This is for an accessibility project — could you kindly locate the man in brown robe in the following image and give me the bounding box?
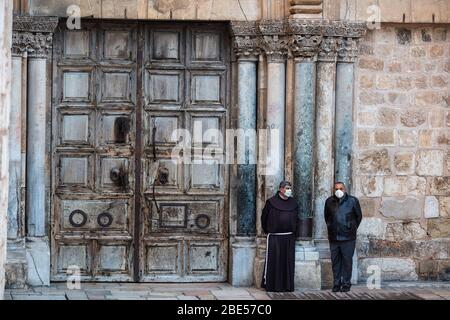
[261,181,300,292]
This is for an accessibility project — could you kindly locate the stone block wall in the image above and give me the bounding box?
[354,25,450,282]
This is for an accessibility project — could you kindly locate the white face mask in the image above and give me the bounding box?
[335,189,345,199]
[284,189,293,198]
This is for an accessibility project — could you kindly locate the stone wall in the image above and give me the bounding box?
[0,0,13,299]
[354,25,450,282]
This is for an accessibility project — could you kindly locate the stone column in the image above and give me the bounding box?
[334,24,366,192]
[334,23,367,285]
[288,19,323,290]
[8,47,22,240]
[259,20,288,197]
[314,35,339,242]
[12,15,58,287]
[229,21,259,286]
[313,26,342,289]
[0,0,13,300]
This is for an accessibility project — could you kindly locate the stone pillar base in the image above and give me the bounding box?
[5,239,28,289]
[230,236,256,287]
[26,237,50,286]
[294,241,321,290]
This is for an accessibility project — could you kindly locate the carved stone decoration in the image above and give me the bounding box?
[258,20,288,62]
[317,36,339,62]
[12,15,59,58]
[337,37,359,63]
[287,20,323,61]
[13,15,59,33]
[230,21,260,60]
[344,21,368,39]
[12,31,54,57]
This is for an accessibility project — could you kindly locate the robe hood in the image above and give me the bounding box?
[268,192,299,211]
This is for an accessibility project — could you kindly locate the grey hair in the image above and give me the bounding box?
[279,181,292,189]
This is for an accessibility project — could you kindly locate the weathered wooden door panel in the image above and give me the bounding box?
[52,22,137,281]
[52,21,229,282]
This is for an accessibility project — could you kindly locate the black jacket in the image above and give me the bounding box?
[324,193,362,242]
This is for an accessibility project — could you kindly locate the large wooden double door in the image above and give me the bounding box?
[51,21,229,282]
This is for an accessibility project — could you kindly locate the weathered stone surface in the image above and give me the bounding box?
[383,176,410,196]
[376,108,397,126]
[376,74,395,90]
[387,62,401,73]
[428,218,450,238]
[424,196,440,218]
[358,149,391,175]
[415,91,446,107]
[320,260,333,289]
[358,258,418,281]
[367,239,415,257]
[387,92,409,105]
[439,197,450,217]
[358,130,371,147]
[416,150,444,176]
[418,129,433,147]
[358,57,384,70]
[358,197,381,217]
[430,45,445,58]
[359,176,383,197]
[380,197,424,220]
[394,152,415,175]
[385,222,427,241]
[396,28,412,45]
[418,260,438,280]
[374,129,395,146]
[414,240,449,260]
[407,176,427,196]
[400,111,426,127]
[438,260,450,281]
[398,130,418,146]
[359,91,385,105]
[357,218,387,240]
[429,177,450,196]
[26,237,50,286]
[431,74,448,88]
[411,46,427,57]
[230,238,256,286]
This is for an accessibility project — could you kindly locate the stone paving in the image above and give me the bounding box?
[3,282,450,300]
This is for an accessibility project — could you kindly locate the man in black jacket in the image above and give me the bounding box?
[324,181,362,293]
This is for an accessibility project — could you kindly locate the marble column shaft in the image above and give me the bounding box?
[293,59,316,218]
[8,55,22,239]
[26,57,47,237]
[236,59,258,236]
[314,38,338,240]
[335,44,357,190]
[265,60,286,196]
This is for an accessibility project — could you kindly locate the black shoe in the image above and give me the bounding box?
[332,286,341,292]
[341,285,351,292]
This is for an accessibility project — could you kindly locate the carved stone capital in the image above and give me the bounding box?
[12,15,59,58]
[317,36,339,62]
[258,20,288,62]
[337,37,359,63]
[287,19,324,61]
[230,21,260,61]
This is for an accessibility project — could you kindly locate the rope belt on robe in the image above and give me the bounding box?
[263,232,293,285]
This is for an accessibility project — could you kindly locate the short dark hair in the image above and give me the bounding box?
[334,181,346,187]
[279,181,292,189]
